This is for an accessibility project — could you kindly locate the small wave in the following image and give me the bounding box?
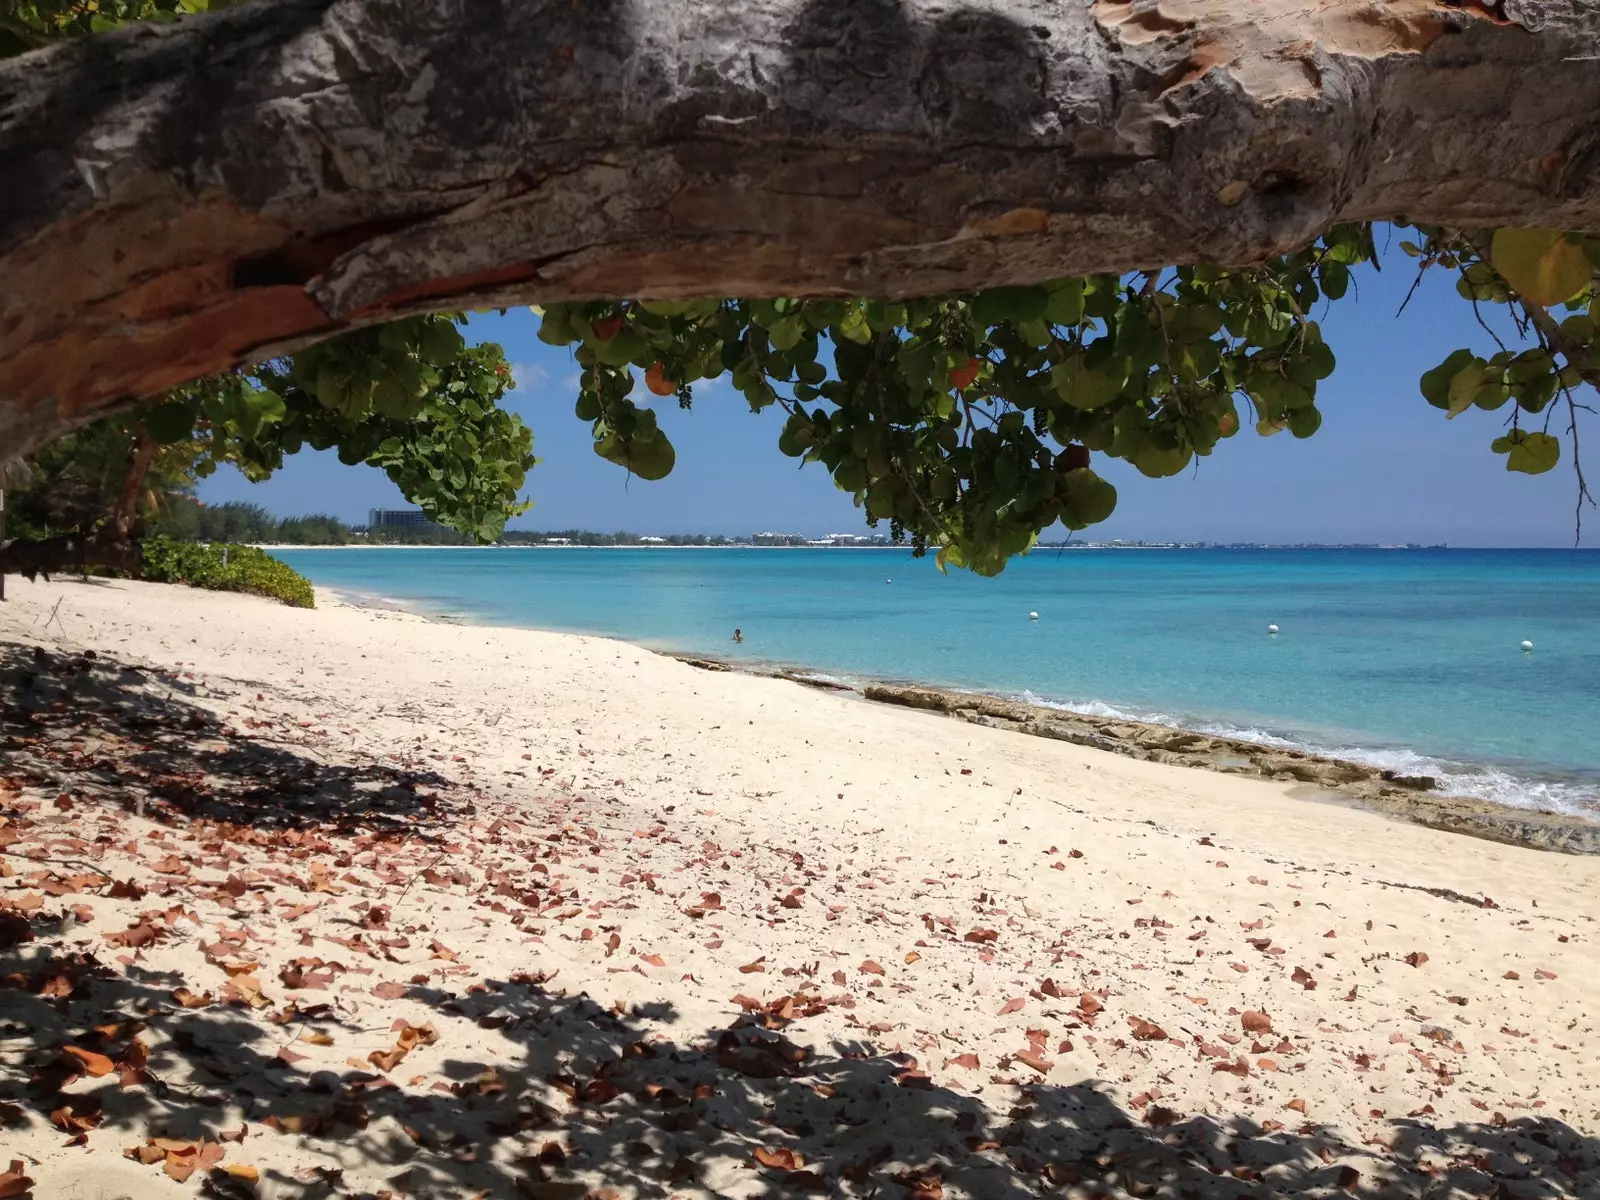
[1011,690,1599,817]
[793,670,853,686]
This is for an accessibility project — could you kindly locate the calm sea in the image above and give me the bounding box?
[274,547,1600,816]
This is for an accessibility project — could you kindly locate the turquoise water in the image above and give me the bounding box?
[275,547,1600,815]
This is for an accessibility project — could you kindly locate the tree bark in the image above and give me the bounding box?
[0,531,143,580]
[111,426,157,541]
[2,0,1599,460]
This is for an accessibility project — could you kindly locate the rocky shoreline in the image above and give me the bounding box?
[672,654,1600,856]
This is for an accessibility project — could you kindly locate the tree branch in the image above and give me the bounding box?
[4,0,1600,458]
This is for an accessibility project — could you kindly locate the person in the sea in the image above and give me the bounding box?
[732,628,743,643]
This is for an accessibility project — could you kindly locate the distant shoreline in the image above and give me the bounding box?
[249,542,1528,552]
[252,543,908,551]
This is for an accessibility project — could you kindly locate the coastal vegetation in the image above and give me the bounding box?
[139,536,314,609]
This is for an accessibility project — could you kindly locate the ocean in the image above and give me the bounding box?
[273,546,1600,816]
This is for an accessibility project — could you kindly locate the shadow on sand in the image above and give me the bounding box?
[3,638,1597,1198]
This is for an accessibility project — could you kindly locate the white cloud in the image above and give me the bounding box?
[508,361,550,393]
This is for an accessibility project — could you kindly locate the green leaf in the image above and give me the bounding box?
[1490,228,1591,307]
[1130,444,1192,478]
[1051,357,1122,410]
[1445,360,1508,417]
[767,316,804,352]
[143,400,196,445]
[1493,430,1561,475]
[972,286,1049,327]
[1043,278,1085,325]
[1286,405,1322,439]
[1058,467,1117,529]
[1420,348,1478,411]
[778,412,814,457]
[594,429,676,480]
[1319,260,1349,300]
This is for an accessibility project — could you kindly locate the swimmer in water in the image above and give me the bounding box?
[732,628,743,643]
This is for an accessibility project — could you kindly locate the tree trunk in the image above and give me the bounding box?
[111,426,157,542]
[2,0,1599,460]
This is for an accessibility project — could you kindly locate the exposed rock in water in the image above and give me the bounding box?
[1383,771,1439,791]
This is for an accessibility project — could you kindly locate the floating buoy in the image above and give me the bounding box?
[1029,611,1039,621]
[1521,640,1534,653]
[1268,623,1280,635]
[885,578,892,584]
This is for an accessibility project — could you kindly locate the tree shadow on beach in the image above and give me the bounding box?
[3,946,1597,1199]
[0,641,461,833]
[2,636,1598,1198]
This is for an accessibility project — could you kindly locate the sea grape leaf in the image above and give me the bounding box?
[1490,229,1591,307]
[1491,430,1561,475]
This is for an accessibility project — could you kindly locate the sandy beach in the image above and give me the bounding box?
[2,576,1597,1199]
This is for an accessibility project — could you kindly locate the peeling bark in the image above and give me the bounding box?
[2,0,1599,459]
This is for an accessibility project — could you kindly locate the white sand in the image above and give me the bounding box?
[1,576,1596,1199]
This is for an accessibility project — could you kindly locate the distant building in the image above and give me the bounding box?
[638,535,666,544]
[368,508,435,529]
[751,531,809,546]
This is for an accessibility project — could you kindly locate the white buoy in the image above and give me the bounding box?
[1268,623,1280,635]
[1029,611,1039,621]
[885,578,892,584]
[1521,640,1534,653]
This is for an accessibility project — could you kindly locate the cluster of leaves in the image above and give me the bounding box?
[1402,227,1600,502]
[139,536,314,608]
[536,220,1598,572]
[139,316,536,542]
[537,226,1371,574]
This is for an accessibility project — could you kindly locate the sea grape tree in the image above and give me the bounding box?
[538,224,1599,573]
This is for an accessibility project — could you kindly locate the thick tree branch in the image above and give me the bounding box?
[0,531,142,580]
[3,0,1600,459]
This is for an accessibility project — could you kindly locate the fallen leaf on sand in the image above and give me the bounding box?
[998,997,1025,1015]
[50,1100,102,1133]
[945,1053,980,1070]
[63,1046,115,1077]
[1015,1049,1052,1074]
[1078,993,1103,1016]
[754,1147,802,1170]
[0,1161,34,1199]
[1242,1010,1273,1033]
[1128,1016,1167,1040]
[1404,951,1429,968]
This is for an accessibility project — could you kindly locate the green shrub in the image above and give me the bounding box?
[140,537,315,609]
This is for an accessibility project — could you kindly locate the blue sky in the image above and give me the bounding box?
[200,245,1592,546]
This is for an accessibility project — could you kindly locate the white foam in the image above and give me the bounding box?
[1010,690,1599,817]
